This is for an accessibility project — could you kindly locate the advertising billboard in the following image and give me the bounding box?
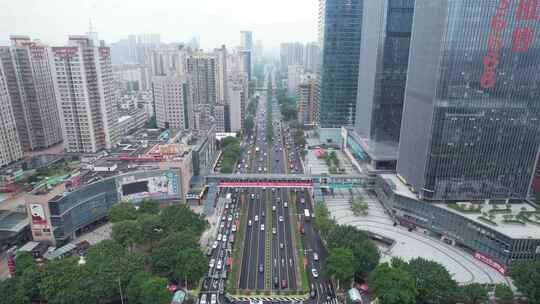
[117,171,180,202]
[30,204,49,229]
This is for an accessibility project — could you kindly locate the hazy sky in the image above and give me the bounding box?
[0,0,318,56]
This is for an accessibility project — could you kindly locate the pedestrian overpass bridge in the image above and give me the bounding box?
[205,173,374,190]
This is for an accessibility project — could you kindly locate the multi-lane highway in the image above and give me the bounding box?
[201,66,337,304]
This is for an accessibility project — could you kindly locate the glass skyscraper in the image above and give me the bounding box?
[318,0,363,127]
[354,0,414,160]
[397,0,540,201]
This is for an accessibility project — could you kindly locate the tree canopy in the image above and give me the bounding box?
[109,202,138,223]
[323,247,355,290]
[150,230,200,275]
[175,248,208,287]
[367,263,417,304]
[509,260,540,304]
[407,258,458,304]
[139,276,171,304]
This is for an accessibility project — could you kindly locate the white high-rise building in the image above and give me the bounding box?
[227,75,247,133]
[287,65,304,95]
[0,63,23,167]
[240,31,253,51]
[0,36,62,151]
[153,75,192,130]
[215,45,228,105]
[51,35,118,153]
[186,52,218,130]
[280,42,304,73]
[304,42,321,73]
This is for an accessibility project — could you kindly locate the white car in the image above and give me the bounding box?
[211,294,217,304]
[311,268,319,278]
[200,294,207,304]
[222,235,227,243]
[216,260,223,270]
[272,227,277,234]
[313,253,319,261]
[272,206,276,211]
[261,224,265,231]
[232,225,237,232]
[279,216,284,222]
[248,220,252,226]
[255,215,259,222]
[284,202,288,208]
[217,234,222,241]
[212,241,218,249]
[209,259,215,268]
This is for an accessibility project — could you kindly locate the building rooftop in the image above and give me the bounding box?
[380,173,540,239]
[348,130,398,161]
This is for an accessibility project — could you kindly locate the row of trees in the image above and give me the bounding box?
[0,200,209,304]
[266,78,274,141]
[219,136,242,173]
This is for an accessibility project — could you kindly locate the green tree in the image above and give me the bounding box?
[0,277,29,304]
[138,214,165,247]
[138,199,160,215]
[326,225,380,275]
[14,252,35,276]
[323,247,355,290]
[494,284,513,302]
[84,240,145,301]
[39,258,94,304]
[139,277,171,304]
[313,201,336,240]
[112,220,142,250]
[244,115,254,134]
[368,263,417,304]
[151,230,200,275]
[160,204,208,236]
[458,283,488,304]
[127,271,152,304]
[508,260,540,304]
[407,258,458,304]
[109,202,138,223]
[175,248,208,287]
[15,265,42,303]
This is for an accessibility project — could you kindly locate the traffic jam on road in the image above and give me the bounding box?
[200,69,337,304]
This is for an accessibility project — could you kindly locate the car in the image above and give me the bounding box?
[272,206,276,211]
[279,216,284,222]
[259,264,264,273]
[222,235,227,243]
[284,202,288,208]
[280,243,284,249]
[212,241,218,249]
[232,225,237,232]
[216,260,223,270]
[310,284,316,298]
[274,277,279,287]
[281,258,285,266]
[220,222,224,229]
[254,215,259,222]
[314,252,319,261]
[264,167,267,172]
[272,227,277,234]
[262,211,265,217]
[251,193,255,199]
[210,294,217,304]
[209,259,215,268]
[311,268,319,278]
[261,224,265,231]
[217,234,222,241]
[228,215,233,222]
[200,294,207,304]
[281,280,288,289]
[248,220,252,226]
[300,198,305,204]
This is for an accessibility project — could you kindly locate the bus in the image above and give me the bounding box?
[304,209,310,221]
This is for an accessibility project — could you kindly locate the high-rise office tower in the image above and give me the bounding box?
[354,0,414,168]
[397,0,540,201]
[297,74,320,126]
[240,31,253,51]
[254,40,263,61]
[240,50,252,82]
[0,36,63,151]
[280,42,304,73]
[153,75,191,130]
[151,47,181,77]
[51,35,118,153]
[318,0,363,127]
[0,63,23,167]
[304,42,321,73]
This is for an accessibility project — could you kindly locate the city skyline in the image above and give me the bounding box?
[0,0,318,55]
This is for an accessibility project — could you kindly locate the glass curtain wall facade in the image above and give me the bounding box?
[397,0,540,201]
[319,0,363,127]
[355,0,414,145]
